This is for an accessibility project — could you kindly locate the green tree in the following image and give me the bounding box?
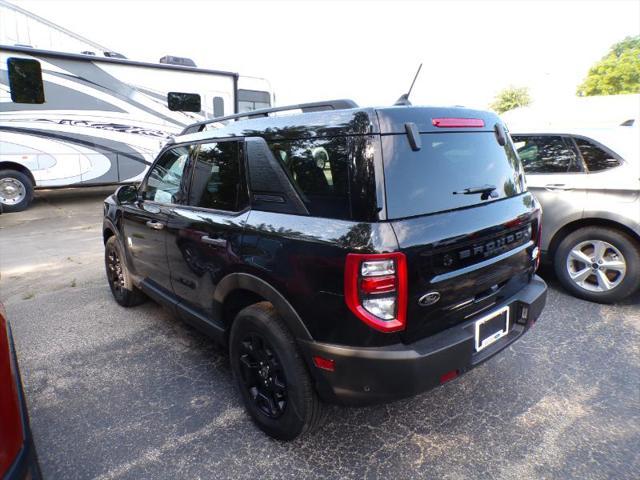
[489,86,532,114]
[577,36,640,96]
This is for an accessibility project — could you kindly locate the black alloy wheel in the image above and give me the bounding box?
[106,245,125,297]
[238,333,288,419]
[230,302,325,440]
[104,236,146,307]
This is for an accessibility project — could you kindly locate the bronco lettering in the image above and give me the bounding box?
[457,226,531,263]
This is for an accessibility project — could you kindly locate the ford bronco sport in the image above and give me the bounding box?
[103,99,547,440]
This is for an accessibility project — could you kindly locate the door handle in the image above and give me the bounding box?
[201,235,227,247]
[544,184,573,192]
[145,220,165,230]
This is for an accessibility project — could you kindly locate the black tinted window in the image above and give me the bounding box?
[8,58,45,104]
[512,135,580,174]
[383,132,526,219]
[575,138,621,171]
[268,137,350,219]
[142,147,190,203]
[168,92,201,112]
[188,142,245,211]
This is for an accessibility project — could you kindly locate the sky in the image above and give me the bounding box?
[10,0,640,109]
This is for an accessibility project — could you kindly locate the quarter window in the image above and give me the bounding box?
[142,146,190,203]
[574,138,621,171]
[188,142,245,211]
[7,58,45,104]
[512,135,581,174]
[267,137,350,219]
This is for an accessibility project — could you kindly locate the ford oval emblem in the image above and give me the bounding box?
[418,292,441,307]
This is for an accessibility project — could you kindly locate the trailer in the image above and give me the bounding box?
[0,45,271,211]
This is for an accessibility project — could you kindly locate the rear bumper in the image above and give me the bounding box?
[299,275,547,406]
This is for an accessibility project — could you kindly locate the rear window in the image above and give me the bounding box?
[382,132,525,219]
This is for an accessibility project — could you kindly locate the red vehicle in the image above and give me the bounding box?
[0,303,40,479]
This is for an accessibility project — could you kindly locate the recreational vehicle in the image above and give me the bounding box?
[0,45,271,211]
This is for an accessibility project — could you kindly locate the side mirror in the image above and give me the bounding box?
[115,184,139,205]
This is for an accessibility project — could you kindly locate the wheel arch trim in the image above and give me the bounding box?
[102,218,118,244]
[214,273,313,341]
[548,216,640,258]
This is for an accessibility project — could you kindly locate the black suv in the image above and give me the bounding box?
[103,100,547,440]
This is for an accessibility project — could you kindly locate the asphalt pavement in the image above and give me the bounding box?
[0,188,638,480]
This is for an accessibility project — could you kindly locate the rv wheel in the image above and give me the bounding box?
[0,170,34,212]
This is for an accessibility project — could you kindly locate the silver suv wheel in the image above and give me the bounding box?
[0,177,27,206]
[566,239,626,292]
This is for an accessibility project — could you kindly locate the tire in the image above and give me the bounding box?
[105,236,147,307]
[0,169,34,213]
[554,226,640,303]
[230,302,325,440]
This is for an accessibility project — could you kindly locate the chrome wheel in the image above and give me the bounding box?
[566,240,626,292]
[0,177,26,206]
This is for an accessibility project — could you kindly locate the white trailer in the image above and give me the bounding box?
[0,45,270,211]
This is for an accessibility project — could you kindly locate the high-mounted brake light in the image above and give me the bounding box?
[344,252,407,333]
[432,118,485,128]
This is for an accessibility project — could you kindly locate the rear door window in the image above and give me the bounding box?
[512,135,581,174]
[188,141,247,212]
[574,137,621,171]
[267,137,350,219]
[383,132,526,219]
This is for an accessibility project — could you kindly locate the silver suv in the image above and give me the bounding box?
[511,127,639,303]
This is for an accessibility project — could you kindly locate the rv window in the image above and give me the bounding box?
[238,89,271,113]
[239,101,271,113]
[213,97,224,118]
[7,58,45,104]
[167,92,201,112]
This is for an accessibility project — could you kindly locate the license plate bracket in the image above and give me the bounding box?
[474,306,510,352]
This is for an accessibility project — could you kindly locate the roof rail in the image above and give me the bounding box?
[180,99,359,135]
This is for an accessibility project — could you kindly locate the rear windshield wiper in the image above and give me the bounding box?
[453,184,498,200]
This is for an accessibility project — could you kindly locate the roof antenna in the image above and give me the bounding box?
[394,63,423,106]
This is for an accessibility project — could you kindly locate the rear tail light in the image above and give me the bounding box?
[344,253,407,332]
[432,118,485,128]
